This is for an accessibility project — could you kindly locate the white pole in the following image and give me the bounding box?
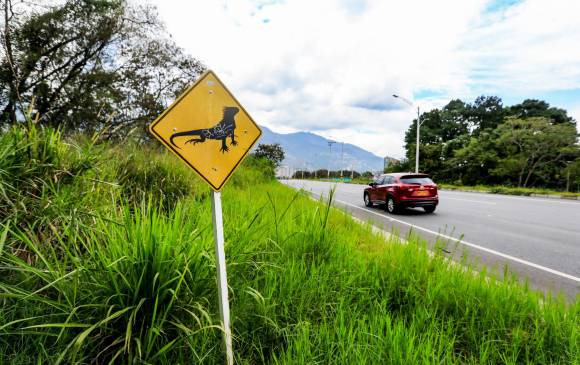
[211,191,233,365]
[415,106,420,173]
[340,142,344,179]
[327,143,332,179]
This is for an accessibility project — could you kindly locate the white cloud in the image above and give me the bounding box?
[149,0,580,158]
[463,0,580,94]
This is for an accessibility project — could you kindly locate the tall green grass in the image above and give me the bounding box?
[0,125,578,364]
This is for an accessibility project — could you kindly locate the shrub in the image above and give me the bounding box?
[0,125,99,245]
[228,155,275,189]
[0,203,219,364]
[114,145,206,210]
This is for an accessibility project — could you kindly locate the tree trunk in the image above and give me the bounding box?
[517,159,529,188]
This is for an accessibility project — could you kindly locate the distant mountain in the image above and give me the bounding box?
[257,126,384,173]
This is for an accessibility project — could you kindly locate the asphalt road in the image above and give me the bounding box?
[282,180,580,300]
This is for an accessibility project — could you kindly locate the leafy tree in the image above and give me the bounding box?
[508,99,574,126]
[492,117,578,187]
[440,99,470,139]
[0,0,204,138]
[253,143,285,167]
[401,95,579,188]
[563,158,580,192]
[404,100,469,148]
[469,95,505,132]
[384,159,411,173]
[450,132,499,185]
[404,99,470,176]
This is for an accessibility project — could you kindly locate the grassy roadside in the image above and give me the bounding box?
[438,183,580,198]
[0,126,578,364]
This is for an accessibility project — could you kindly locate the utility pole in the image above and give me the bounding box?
[415,106,420,173]
[328,141,336,179]
[340,142,344,179]
[393,94,422,173]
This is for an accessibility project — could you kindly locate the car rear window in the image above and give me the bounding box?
[400,176,434,185]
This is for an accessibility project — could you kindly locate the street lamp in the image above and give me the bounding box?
[327,141,336,179]
[340,142,344,179]
[393,94,422,173]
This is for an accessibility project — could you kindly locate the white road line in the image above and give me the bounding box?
[445,197,497,205]
[436,190,580,206]
[308,191,580,283]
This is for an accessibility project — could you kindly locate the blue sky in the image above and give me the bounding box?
[152,0,580,158]
[484,0,522,13]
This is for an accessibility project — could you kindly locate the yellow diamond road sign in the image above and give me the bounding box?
[149,70,262,191]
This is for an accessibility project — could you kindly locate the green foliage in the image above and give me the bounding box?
[293,169,361,179]
[403,96,579,189]
[439,183,580,197]
[0,203,217,364]
[508,99,573,125]
[384,159,411,173]
[470,95,506,131]
[0,0,204,138]
[253,143,285,168]
[229,155,276,188]
[0,127,578,364]
[451,133,499,185]
[563,159,580,192]
[0,125,99,238]
[492,117,578,187]
[114,145,207,210]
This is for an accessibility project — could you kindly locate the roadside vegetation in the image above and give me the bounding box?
[438,183,580,198]
[0,2,578,364]
[0,125,578,364]
[392,98,580,191]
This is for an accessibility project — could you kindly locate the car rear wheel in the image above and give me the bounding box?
[423,205,436,213]
[386,196,398,214]
[364,193,373,207]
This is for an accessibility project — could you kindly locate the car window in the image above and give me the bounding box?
[385,176,394,184]
[400,176,434,185]
[375,176,385,185]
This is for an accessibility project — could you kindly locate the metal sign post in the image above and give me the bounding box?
[148,70,262,364]
[211,191,233,365]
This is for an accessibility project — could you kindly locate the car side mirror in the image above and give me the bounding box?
[369,182,375,187]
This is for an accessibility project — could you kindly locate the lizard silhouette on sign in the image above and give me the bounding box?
[170,106,239,153]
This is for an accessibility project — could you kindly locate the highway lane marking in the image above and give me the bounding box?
[301,188,580,284]
[444,197,497,205]
[432,190,580,206]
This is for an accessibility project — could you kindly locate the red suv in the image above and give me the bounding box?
[363,173,439,214]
